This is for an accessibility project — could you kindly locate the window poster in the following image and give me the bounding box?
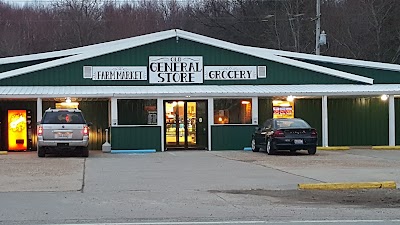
[272,100,294,119]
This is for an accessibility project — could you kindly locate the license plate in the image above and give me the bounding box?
[294,139,303,144]
[56,133,72,138]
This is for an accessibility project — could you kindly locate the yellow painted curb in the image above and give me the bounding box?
[317,146,350,150]
[372,146,400,150]
[298,181,396,190]
[0,151,8,155]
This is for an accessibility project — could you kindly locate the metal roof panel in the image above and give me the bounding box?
[0,84,399,98]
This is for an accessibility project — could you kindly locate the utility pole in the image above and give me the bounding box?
[315,0,321,55]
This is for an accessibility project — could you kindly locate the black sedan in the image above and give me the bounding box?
[251,118,318,155]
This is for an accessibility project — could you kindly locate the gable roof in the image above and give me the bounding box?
[0,29,373,84]
[0,30,177,65]
[245,47,400,72]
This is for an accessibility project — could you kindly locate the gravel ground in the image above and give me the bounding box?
[210,189,400,208]
[209,150,400,209]
[211,150,400,169]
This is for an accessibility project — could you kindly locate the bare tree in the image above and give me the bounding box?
[50,0,104,47]
[0,0,399,64]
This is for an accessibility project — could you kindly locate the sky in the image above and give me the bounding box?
[3,0,50,6]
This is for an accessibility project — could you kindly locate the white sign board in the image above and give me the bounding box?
[204,66,257,80]
[92,66,147,81]
[149,56,203,84]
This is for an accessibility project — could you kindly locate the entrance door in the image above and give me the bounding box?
[164,100,208,150]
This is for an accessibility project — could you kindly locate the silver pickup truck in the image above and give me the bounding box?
[37,108,90,157]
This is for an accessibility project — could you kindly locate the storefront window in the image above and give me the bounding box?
[118,99,157,125]
[214,99,252,124]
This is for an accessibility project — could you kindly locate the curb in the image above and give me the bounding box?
[372,146,400,150]
[298,181,397,190]
[317,146,350,151]
[0,151,7,155]
[111,149,156,154]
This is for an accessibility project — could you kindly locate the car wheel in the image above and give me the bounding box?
[266,139,275,155]
[308,146,317,155]
[81,147,89,157]
[38,147,45,158]
[251,138,259,152]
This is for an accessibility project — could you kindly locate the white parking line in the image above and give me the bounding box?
[291,220,400,223]
[45,219,400,225]
[47,222,266,225]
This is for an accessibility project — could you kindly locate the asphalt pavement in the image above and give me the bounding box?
[0,149,399,225]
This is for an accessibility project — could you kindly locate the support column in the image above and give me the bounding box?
[389,95,395,146]
[36,98,42,123]
[111,98,118,126]
[208,98,214,151]
[322,96,329,147]
[252,97,258,125]
[157,98,164,151]
[36,98,42,150]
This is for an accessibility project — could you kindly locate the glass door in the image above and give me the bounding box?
[164,100,208,150]
[165,101,185,148]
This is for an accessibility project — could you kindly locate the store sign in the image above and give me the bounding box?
[149,56,203,84]
[91,66,147,80]
[204,66,257,80]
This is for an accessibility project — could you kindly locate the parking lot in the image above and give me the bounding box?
[1,149,400,224]
[1,149,400,192]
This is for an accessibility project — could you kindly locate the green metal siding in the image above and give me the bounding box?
[0,59,62,73]
[42,100,109,150]
[258,98,273,125]
[300,60,400,84]
[211,125,256,150]
[328,98,388,146]
[111,126,161,151]
[294,99,322,146]
[0,101,36,151]
[0,38,357,86]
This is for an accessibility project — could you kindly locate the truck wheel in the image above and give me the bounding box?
[38,147,45,158]
[81,147,89,157]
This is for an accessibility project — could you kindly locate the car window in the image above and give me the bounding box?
[263,120,272,129]
[276,119,310,129]
[41,112,86,124]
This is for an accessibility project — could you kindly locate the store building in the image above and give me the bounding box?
[1,29,400,152]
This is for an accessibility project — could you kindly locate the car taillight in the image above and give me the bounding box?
[37,126,43,136]
[273,130,285,137]
[83,126,89,136]
[311,129,317,137]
